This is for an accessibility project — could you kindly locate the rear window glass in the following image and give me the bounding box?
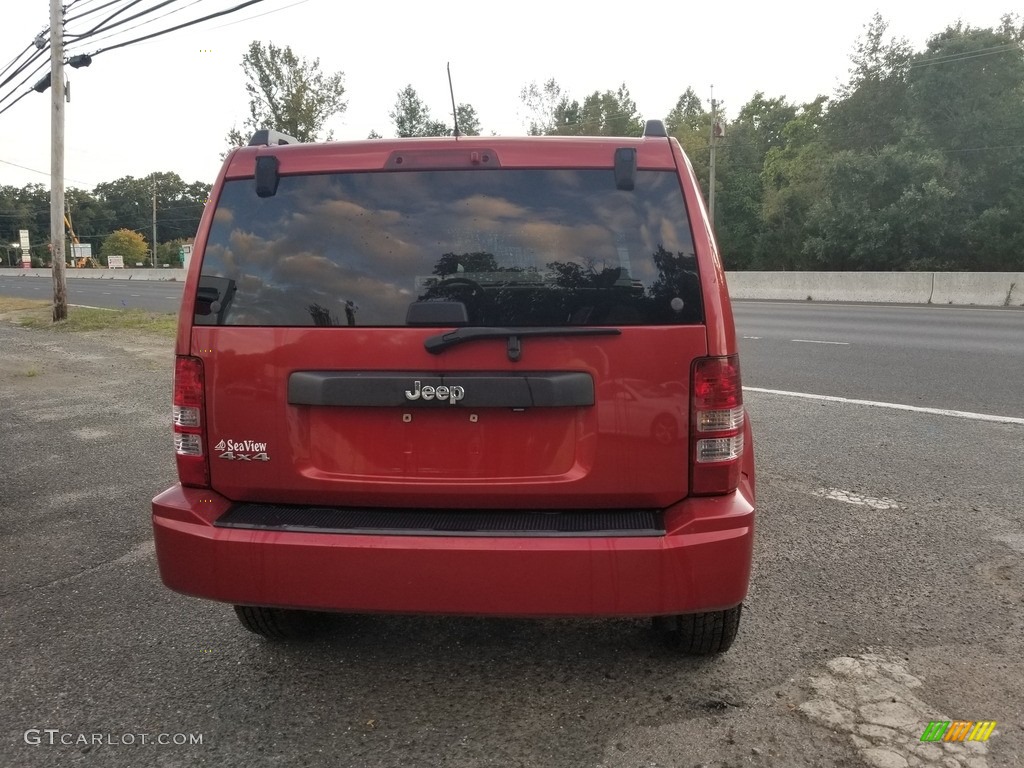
[195,169,701,327]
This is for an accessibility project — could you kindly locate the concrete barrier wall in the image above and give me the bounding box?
[726,271,1024,307]
[3,269,1022,306]
[928,272,1023,307]
[1,268,187,281]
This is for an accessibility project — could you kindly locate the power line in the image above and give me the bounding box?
[66,0,188,41]
[907,44,1022,70]
[65,0,207,53]
[85,0,269,57]
[0,57,51,113]
[0,43,36,81]
[0,91,33,118]
[907,42,1021,68]
[207,0,311,30]
[65,0,140,24]
[65,0,150,39]
[0,158,94,186]
[0,47,49,91]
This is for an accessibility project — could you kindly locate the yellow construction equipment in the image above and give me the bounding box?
[66,211,100,268]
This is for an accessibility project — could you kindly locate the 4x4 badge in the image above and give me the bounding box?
[405,381,465,405]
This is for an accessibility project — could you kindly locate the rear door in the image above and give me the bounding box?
[191,160,706,509]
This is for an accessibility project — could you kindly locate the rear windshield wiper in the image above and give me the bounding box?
[424,327,621,360]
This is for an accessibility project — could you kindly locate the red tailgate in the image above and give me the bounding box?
[196,325,706,508]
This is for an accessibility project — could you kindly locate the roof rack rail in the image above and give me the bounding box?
[642,120,668,138]
[248,129,299,147]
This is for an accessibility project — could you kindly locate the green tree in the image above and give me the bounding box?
[825,13,912,150]
[522,81,645,136]
[802,146,965,270]
[156,237,192,267]
[664,87,713,193]
[520,78,565,135]
[65,186,111,257]
[101,229,149,266]
[666,87,705,135]
[389,85,480,137]
[0,184,50,257]
[391,85,433,137]
[550,84,645,136]
[715,93,798,267]
[455,104,481,136]
[226,41,347,147]
[92,173,209,246]
[759,97,830,269]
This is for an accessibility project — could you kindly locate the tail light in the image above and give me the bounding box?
[173,355,210,488]
[690,355,744,495]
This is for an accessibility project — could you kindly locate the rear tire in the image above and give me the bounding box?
[233,605,323,640]
[653,604,742,655]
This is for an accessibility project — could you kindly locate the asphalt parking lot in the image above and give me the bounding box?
[1,318,1022,768]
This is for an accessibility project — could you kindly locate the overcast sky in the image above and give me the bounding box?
[0,0,1016,191]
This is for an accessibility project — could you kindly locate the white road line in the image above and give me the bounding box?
[69,304,117,311]
[791,339,850,345]
[130,294,140,297]
[745,387,1024,425]
[742,335,762,340]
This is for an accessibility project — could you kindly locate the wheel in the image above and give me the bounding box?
[233,605,323,640]
[653,604,742,655]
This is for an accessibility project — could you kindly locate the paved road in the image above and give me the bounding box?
[0,273,184,314]
[734,301,1024,419]
[1,317,1023,767]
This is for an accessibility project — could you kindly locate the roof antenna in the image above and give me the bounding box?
[447,62,460,138]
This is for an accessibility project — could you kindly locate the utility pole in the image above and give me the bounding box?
[152,175,157,267]
[50,0,67,321]
[708,85,717,231]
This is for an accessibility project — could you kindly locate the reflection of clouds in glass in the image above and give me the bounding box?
[212,206,235,226]
[457,195,530,221]
[238,273,264,295]
[518,221,611,261]
[199,169,699,327]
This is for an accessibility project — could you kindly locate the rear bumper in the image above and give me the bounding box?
[151,484,754,617]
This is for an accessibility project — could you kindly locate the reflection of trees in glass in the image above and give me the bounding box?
[432,252,501,276]
[307,303,340,327]
[648,245,700,321]
[408,248,701,326]
[649,245,696,299]
[546,261,628,290]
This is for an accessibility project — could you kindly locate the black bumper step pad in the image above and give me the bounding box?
[215,503,664,538]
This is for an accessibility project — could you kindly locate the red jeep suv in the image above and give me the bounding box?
[152,122,755,654]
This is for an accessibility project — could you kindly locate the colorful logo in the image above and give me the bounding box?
[920,721,996,742]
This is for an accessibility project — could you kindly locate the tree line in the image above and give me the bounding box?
[3,15,1020,271]
[0,173,209,267]
[519,15,1024,271]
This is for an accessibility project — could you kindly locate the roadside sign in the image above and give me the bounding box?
[18,229,30,268]
[107,254,125,269]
